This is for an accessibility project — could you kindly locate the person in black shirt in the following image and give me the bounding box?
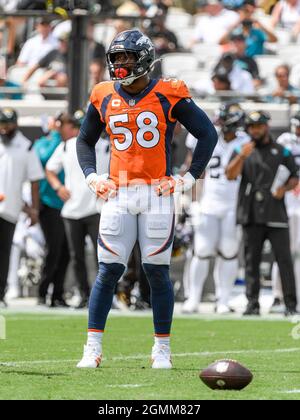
[226,110,298,316]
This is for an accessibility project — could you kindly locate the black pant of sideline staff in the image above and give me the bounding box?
[39,204,70,306]
[243,224,297,312]
[63,213,100,304]
[0,217,16,302]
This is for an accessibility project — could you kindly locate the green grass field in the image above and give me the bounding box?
[0,313,300,400]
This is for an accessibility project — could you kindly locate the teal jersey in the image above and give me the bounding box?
[34,131,64,210]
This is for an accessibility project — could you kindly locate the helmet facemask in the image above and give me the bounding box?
[107,49,153,86]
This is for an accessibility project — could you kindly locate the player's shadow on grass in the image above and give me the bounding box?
[0,370,69,377]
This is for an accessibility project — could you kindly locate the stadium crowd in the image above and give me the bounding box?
[0,0,300,315]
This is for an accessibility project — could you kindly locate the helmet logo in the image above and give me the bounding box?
[136,35,152,47]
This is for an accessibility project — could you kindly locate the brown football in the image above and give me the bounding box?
[199,359,253,390]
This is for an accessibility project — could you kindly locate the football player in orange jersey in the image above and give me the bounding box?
[76,29,217,369]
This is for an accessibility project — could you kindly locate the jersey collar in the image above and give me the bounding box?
[114,79,159,106]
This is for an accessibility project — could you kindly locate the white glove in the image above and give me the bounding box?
[155,172,196,196]
[172,172,196,193]
[86,173,117,201]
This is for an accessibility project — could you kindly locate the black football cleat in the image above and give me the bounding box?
[0,299,8,309]
[284,308,298,317]
[50,299,70,308]
[243,303,260,316]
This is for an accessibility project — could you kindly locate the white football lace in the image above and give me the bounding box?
[152,345,170,361]
[84,345,101,360]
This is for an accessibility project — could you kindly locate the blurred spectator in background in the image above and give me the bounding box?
[113,19,133,36]
[46,111,100,309]
[268,64,300,104]
[145,0,172,17]
[16,0,47,9]
[144,14,178,77]
[0,107,44,308]
[191,0,239,45]
[228,33,261,87]
[17,17,58,67]
[89,59,106,93]
[0,76,23,99]
[116,0,143,16]
[33,113,70,308]
[22,31,69,88]
[271,0,300,40]
[146,14,178,55]
[0,0,19,10]
[211,71,231,91]
[87,22,106,62]
[220,0,277,56]
[193,71,232,97]
[214,52,255,94]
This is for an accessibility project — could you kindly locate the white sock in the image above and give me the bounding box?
[154,336,170,347]
[214,256,238,306]
[188,256,209,305]
[87,331,103,347]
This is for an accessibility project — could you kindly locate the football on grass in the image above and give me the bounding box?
[199,359,253,390]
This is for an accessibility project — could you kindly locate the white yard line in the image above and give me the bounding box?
[106,384,150,389]
[278,390,300,394]
[1,347,299,367]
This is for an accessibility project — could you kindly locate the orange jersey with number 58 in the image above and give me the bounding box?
[90,79,191,186]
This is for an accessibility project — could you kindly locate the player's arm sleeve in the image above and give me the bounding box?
[76,102,106,178]
[172,99,218,179]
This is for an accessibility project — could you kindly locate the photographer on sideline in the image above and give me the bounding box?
[226,111,298,316]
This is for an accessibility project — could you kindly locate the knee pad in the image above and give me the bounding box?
[142,263,171,292]
[96,262,126,290]
[193,235,216,259]
[98,213,128,265]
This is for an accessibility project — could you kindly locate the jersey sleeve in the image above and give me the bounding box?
[160,79,191,122]
[89,81,114,123]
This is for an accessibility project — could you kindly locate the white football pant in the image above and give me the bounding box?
[98,185,175,266]
[187,211,239,308]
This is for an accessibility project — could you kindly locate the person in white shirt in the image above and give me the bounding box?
[17,17,58,67]
[271,112,300,313]
[192,0,239,45]
[271,0,300,38]
[182,103,249,314]
[0,107,44,307]
[46,111,110,309]
[214,52,255,94]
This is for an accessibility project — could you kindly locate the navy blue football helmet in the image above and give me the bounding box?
[217,102,245,133]
[106,29,155,86]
